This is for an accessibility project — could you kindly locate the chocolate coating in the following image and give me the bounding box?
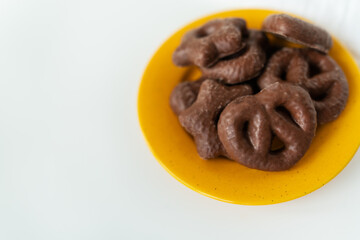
[170,78,205,115]
[258,48,348,124]
[262,14,332,53]
[201,30,267,84]
[173,18,248,68]
[179,80,252,159]
[218,82,317,171]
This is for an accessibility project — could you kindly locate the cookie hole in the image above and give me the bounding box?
[309,82,333,101]
[307,62,322,78]
[275,106,299,128]
[310,91,328,101]
[242,121,252,146]
[279,68,287,81]
[196,25,217,38]
[196,29,208,38]
[270,135,285,153]
[220,45,249,61]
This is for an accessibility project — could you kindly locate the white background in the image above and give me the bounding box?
[1,0,360,239]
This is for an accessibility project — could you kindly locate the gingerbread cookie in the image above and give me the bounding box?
[262,14,332,53]
[173,18,248,68]
[201,30,267,84]
[218,82,317,171]
[258,48,348,124]
[179,80,252,159]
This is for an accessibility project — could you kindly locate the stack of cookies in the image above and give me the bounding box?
[170,14,349,171]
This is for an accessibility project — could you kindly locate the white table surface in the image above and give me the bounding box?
[1,0,360,239]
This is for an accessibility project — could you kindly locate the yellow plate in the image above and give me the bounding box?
[138,9,360,205]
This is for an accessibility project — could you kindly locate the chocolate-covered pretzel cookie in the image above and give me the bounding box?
[258,48,348,124]
[262,14,332,53]
[201,30,267,84]
[218,82,317,171]
[173,18,248,68]
[170,78,205,115]
[179,79,252,159]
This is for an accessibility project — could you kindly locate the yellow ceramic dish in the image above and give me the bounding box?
[138,9,360,205]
